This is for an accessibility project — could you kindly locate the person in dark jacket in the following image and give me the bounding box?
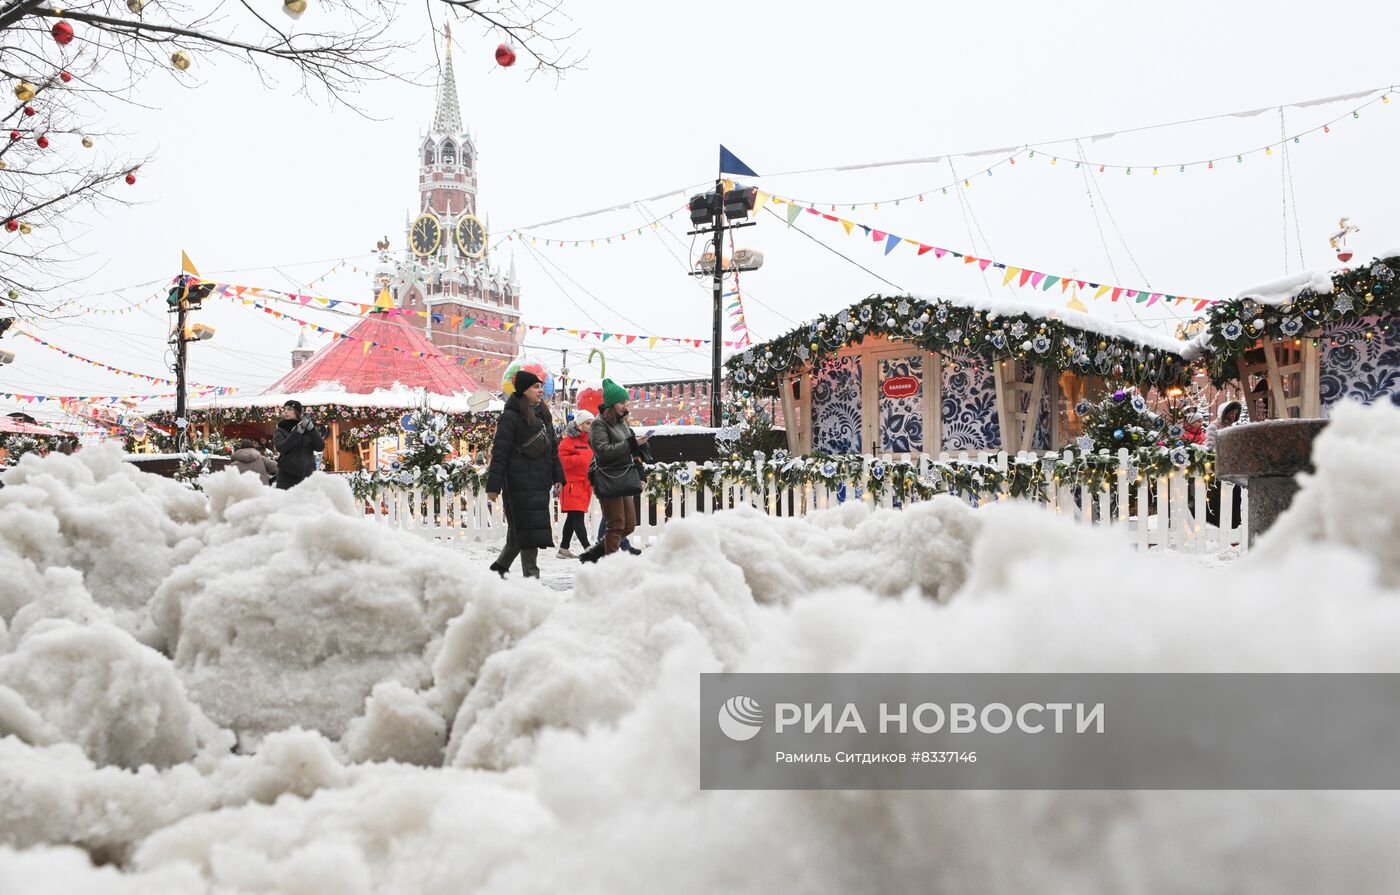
[271,400,324,490]
[231,438,278,486]
[579,379,649,561]
[485,371,566,578]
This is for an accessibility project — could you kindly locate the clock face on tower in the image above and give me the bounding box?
[410,213,442,257]
[455,213,486,259]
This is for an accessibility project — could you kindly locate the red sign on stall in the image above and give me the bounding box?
[881,375,920,399]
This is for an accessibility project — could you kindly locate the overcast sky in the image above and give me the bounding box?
[5,0,1398,427]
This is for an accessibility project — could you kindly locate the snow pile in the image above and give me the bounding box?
[0,728,347,864]
[0,620,221,769]
[0,443,207,634]
[1254,401,1400,586]
[442,499,977,770]
[150,469,523,746]
[3,405,1400,892]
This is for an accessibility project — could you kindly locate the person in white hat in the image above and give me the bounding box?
[555,408,595,558]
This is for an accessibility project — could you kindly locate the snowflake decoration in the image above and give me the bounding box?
[1374,262,1394,282]
[1075,434,1095,453]
[796,346,810,361]
[423,432,438,447]
[1130,394,1148,413]
[1333,293,1355,315]
[1075,400,1091,416]
[1032,336,1051,354]
[1009,321,1028,339]
[755,358,769,373]
[821,460,838,478]
[1074,351,1091,366]
[896,301,910,316]
[908,318,925,336]
[989,332,1008,350]
[948,328,963,342]
[858,306,873,322]
[1221,320,1244,341]
[676,468,694,486]
[1280,317,1303,336]
[935,307,949,323]
[1168,423,1184,439]
[397,471,414,485]
[838,311,851,326]
[733,369,749,384]
[835,325,847,340]
[743,350,754,363]
[1168,447,1189,468]
[175,417,188,429]
[870,462,886,480]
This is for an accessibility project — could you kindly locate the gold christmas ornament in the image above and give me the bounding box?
[14,81,36,102]
[81,136,93,148]
[0,160,6,170]
[171,50,191,71]
[283,0,307,18]
[19,223,31,235]
[126,0,144,11]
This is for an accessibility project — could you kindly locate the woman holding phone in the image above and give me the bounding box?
[581,379,649,560]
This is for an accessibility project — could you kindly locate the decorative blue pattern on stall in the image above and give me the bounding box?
[1320,314,1400,416]
[940,351,1000,451]
[812,355,863,453]
[879,355,924,453]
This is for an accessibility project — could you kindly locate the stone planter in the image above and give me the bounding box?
[1215,419,1329,546]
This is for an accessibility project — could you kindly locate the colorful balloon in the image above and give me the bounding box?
[501,358,555,399]
[575,383,603,415]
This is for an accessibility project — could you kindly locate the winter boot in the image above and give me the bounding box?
[577,543,605,564]
[489,563,507,579]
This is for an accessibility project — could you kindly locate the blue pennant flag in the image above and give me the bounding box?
[884,233,902,255]
[719,145,759,177]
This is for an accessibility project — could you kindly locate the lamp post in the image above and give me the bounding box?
[166,274,215,453]
[688,182,762,427]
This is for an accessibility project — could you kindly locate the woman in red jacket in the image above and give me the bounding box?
[556,409,595,559]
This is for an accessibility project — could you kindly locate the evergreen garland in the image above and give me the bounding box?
[1200,253,1400,384]
[725,294,1195,395]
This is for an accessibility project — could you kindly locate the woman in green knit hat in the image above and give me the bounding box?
[579,378,649,561]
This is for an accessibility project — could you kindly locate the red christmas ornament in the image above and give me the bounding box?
[51,21,74,45]
[8,131,19,142]
[4,220,17,233]
[59,70,73,83]
[22,106,34,117]
[125,173,136,185]
[36,135,49,149]
[494,43,517,67]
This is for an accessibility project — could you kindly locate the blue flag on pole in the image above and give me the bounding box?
[719,145,759,177]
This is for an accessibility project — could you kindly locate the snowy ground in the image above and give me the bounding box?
[1,403,1399,893]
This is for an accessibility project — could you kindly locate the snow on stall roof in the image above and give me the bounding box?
[1232,268,1335,306]
[766,292,1196,357]
[163,385,495,415]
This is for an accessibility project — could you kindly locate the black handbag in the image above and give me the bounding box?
[589,460,643,498]
[516,424,550,460]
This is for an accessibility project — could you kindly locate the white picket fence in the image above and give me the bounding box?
[363,449,1247,554]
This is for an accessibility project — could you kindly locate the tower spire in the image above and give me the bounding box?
[433,23,463,135]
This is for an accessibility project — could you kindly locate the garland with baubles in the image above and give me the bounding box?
[725,294,1195,396]
[1200,253,1400,384]
[347,407,496,499]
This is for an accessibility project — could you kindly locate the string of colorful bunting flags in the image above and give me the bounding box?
[17,332,234,391]
[493,205,688,248]
[206,282,743,348]
[766,195,1220,311]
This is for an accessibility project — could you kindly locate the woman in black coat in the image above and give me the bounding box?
[485,371,565,578]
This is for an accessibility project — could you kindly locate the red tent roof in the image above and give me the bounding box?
[264,312,483,397]
[1,415,66,437]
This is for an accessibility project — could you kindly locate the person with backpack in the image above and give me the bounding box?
[485,370,566,578]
